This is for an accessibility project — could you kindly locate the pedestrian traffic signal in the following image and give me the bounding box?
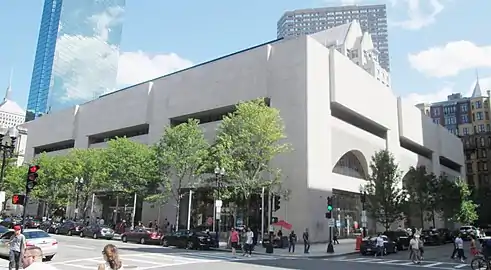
[327,196,333,211]
[26,165,40,193]
[273,195,281,212]
[271,217,278,224]
[325,212,332,219]
[11,194,25,205]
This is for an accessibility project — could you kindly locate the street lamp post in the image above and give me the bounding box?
[214,166,225,242]
[0,127,19,191]
[360,191,367,238]
[74,177,84,220]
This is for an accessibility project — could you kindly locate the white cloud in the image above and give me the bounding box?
[408,41,491,78]
[116,51,193,86]
[392,0,444,30]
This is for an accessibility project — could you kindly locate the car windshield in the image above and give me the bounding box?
[24,231,50,239]
[460,227,472,230]
[0,226,8,234]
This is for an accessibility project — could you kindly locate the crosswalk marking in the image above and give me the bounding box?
[331,257,471,270]
[424,262,443,267]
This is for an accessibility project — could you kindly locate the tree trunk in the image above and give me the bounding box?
[420,206,425,229]
[81,194,89,219]
[175,196,181,231]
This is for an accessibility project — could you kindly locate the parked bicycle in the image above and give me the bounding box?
[470,251,490,270]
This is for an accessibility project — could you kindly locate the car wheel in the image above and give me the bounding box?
[80,231,84,238]
[383,247,387,255]
[55,229,59,234]
[187,241,194,250]
[93,233,98,239]
[67,230,72,236]
[162,239,169,247]
[361,251,367,256]
[44,255,54,261]
[140,238,145,244]
[122,236,127,243]
[393,245,398,253]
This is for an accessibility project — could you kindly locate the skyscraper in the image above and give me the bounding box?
[277,5,389,71]
[26,0,125,121]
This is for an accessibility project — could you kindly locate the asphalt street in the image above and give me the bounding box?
[0,235,476,269]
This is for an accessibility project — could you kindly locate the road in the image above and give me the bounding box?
[0,235,475,269]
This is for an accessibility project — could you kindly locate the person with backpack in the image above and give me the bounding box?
[288,230,297,253]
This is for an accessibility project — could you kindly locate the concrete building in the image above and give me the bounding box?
[277,4,390,71]
[416,76,491,189]
[23,26,463,241]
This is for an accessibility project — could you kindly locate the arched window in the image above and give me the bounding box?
[333,151,367,180]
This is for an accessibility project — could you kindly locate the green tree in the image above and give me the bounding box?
[434,176,461,222]
[213,99,291,202]
[105,137,162,224]
[31,154,73,216]
[3,163,27,196]
[453,179,478,225]
[66,148,109,217]
[363,150,407,230]
[403,166,434,228]
[154,119,209,229]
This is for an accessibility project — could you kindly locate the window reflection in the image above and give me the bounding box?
[332,151,367,179]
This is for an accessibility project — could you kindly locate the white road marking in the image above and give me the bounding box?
[57,263,94,269]
[378,260,401,263]
[399,262,415,265]
[50,256,102,265]
[424,262,443,267]
[454,264,468,268]
[62,244,94,250]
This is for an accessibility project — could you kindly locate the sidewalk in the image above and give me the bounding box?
[214,238,359,259]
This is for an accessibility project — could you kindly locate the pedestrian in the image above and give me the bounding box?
[333,230,340,245]
[450,234,458,259]
[418,234,424,260]
[22,246,59,269]
[409,235,420,264]
[99,244,123,270]
[374,233,385,257]
[455,234,466,263]
[243,227,254,257]
[8,225,26,270]
[288,230,297,253]
[470,235,479,257]
[229,227,239,257]
[303,228,310,254]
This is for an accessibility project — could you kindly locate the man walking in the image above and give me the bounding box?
[229,227,239,257]
[288,230,297,253]
[303,228,310,254]
[243,227,254,257]
[22,246,59,269]
[9,225,26,270]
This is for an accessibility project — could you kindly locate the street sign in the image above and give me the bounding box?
[216,212,221,220]
[328,219,335,227]
[215,200,223,208]
[336,220,341,227]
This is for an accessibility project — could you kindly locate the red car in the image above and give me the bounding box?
[121,227,163,245]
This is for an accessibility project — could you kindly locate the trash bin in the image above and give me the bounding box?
[266,242,274,254]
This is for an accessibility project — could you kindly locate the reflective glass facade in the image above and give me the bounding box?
[26,0,125,121]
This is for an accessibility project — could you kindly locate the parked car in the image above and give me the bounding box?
[0,226,8,236]
[80,224,115,240]
[55,221,84,236]
[360,235,398,256]
[24,218,41,229]
[460,226,480,240]
[162,230,216,250]
[39,221,59,233]
[436,228,454,243]
[121,227,163,244]
[383,230,410,250]
[422,229,447,245]
[0,229,57,261]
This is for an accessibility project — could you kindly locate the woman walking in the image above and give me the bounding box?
[98,244,123,270]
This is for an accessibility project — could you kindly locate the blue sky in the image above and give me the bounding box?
[0,0,489,109]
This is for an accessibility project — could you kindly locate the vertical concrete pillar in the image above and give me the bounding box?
[432,152,441,176]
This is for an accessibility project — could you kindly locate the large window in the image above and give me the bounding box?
[333,151,367,180]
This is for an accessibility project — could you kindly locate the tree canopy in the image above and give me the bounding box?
[213,99,291,201]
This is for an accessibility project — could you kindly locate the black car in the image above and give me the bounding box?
[422,229,446,245]
[384,230,410,250]
[360,235,398,256]
[162,230,216,250]
[39,221,59,233]
[55,221,84,236]
[436,228,453,243]
[80,224,115,239]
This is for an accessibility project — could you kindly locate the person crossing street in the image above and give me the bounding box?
[9,225,26,270]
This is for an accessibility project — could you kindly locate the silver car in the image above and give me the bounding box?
[0,229,58,261]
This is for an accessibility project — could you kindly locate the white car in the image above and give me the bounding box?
[0,229,58,261]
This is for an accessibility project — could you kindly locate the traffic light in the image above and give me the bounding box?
[271,217,278,224]
[273,195,281,212]
[11,194,25,205]
[26,165,40,193]
[326,196,333,219]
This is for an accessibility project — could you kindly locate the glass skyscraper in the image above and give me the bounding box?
[26,0,125,121]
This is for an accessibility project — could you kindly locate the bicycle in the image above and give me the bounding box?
[471,251,490,270]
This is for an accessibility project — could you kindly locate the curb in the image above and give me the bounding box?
[211,248,360,259]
